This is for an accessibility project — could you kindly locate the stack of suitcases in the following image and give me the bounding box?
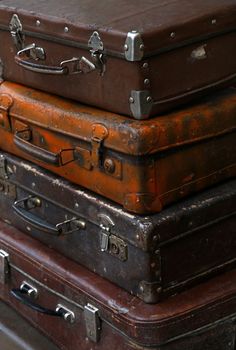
[0,1,235,349]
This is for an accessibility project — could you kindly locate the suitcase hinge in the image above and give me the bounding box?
[9,14,25,51]
[0,250,10,284]
[84,304,101,343]
[129,90,153,119]
[99,214,128,261]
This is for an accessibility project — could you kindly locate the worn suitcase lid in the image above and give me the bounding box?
[0,222,236,347]
[0,0,236,61]
[0,81,236,157]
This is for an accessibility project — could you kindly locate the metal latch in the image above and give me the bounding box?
[9,14,24,51]
[99,214,127,261]
[75,124,108,170]
[84,303,101,343]
[0,94,13,130]
[0,250,10,284]
[0,156,8,179]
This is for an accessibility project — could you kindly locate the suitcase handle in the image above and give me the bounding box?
[13,198,86,235]
[14,131,61,166]
[15,43,96,75]
[11,288,61,316]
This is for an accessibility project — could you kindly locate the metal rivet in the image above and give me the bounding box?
[170,32,176,38]
[32,182,36,188]
[140,44,145,51]
[124,44,129,51]
[36,20,41,26]
[139,285,144,292]
[156,287,162,293]
[211,19,217,25]
[153,235,158,242]
[104,158,116,174]
[132,30,137,33]
[26,226,31,232]
[142,62,149,69]
[144,78,150,85]
[129,97,134,104]
[136,234,140,241]
[75,203,79,208]
[64,26,69,33]
[146,96,152,103]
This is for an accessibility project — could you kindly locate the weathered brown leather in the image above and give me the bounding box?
[0,150,235,303]
[0,1,236,117]
[0,81,235,214]
[0,222,236,349]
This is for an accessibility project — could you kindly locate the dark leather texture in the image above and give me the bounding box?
[0,222,236,349]
[0,81,235,214]
[0,1,236,117]
[0,150,235,303]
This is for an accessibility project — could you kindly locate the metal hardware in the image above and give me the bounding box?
[56,218,86,234]
[109,235,127,261]
[9,14,24,51]
[20,281,38,299]
[99,214,115,252]
[56,304,76,324]
[88,31,106,75]
[0,179,16,198]
[0,250,9,284]
[104,158,116,174]
[0,94,13,131]
[124,31,144,61]
[0,156,8,179]
[84,304,101,343]
[17,43,46,61]
[98,214,127,261]
[129,90,153,119]
[138,281,162,303]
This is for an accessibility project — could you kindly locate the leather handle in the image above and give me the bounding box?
[15,55,68,75]
[11,288,63,317]
[12,201,61,235]
[15,43,96,75]
[14,131,61,166]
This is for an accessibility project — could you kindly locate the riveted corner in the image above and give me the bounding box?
[124,31,144,61]
[129,90,153,119]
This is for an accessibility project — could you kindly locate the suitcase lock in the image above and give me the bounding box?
[0,249,10,284]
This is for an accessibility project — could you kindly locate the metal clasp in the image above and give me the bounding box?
[0,250,10,284]
[9,14,24,51]
[84,304,101,343]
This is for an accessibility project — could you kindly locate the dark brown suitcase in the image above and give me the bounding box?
[0,1,236,119]
[0,222,236,350]
[0,150,235,304]
[0,301,59,350]
[0,81,235,214]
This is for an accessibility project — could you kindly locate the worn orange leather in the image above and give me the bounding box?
[0,81,235,214]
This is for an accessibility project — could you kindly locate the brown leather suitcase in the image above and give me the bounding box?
[0,81,235,214]
[0,301,59,350]
[0,150,235,304]
[0,1,236,119]
[0,222,236,350]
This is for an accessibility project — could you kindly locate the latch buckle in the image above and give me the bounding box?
[9,14,24,51]
[0,250,10,284]
[84,303,101,343]
[0,156,8,179]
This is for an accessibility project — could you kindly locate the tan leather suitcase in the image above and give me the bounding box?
[0,222,236,350]
[0,81,235,214]
[0,0,236,118]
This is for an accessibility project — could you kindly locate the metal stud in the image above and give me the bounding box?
[64,26,69,33]
[170,32,176,38]
[129,97,135,104]
[142,62,149,69]
[124,44,129,51]
[36,20,41,27]
[144,79,150,85]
